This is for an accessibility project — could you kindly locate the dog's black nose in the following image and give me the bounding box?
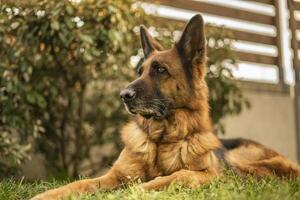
[120,88,136,102]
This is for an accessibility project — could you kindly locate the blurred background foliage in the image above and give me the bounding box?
[0,0,249,179]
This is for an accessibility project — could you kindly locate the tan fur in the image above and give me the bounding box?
[31,15,300,200]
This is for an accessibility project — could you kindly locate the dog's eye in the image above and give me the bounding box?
[152,61,166,74]
[157,66,166,73]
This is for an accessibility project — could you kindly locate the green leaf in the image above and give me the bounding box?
[91,48,102,57]
[36,95,47,109]
[78,33,94,44]
[58,32,68,45]
[26,93,36,104]
[66,5,74,15]
[65,17,74,29]
[51,20,60,30]
[83,51,93,61]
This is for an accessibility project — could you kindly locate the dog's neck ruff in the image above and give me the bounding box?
[121,106,218,148]
[136,107,212,142]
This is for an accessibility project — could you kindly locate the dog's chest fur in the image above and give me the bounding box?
[157,142,185,174]
[121,121,220,176]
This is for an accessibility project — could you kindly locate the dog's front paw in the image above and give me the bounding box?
[30,195,48,200]
[30,194,51,200]
[30,194,57,200]
[30,189,69,200]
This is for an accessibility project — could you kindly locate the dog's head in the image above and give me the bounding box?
[120,14,206,120]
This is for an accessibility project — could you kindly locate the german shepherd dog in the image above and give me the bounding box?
[32,14,300,200]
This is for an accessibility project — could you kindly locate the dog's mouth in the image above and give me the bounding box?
[124,101,169,120]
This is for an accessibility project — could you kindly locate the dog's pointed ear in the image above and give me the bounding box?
[176,14,206,68]
[140,25,164,58]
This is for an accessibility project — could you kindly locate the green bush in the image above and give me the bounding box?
[0,0,249,178]
[0,0,145,178]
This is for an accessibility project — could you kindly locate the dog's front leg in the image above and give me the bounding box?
[31,169,120,200]
[31,149,146,200]
[141,169,218,190]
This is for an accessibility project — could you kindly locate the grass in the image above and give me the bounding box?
[0,174,299,200]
